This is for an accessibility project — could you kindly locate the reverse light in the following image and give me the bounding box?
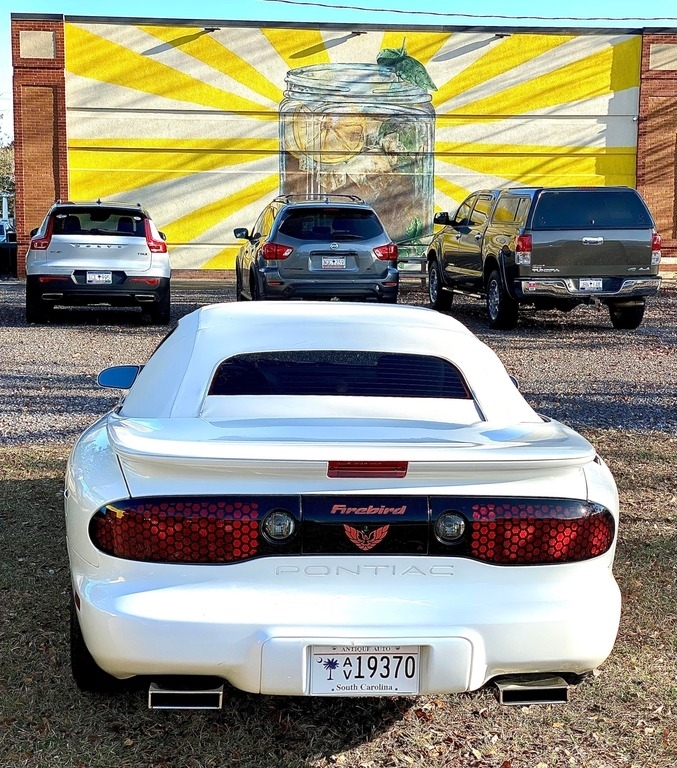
[144,219,167,254]
[262,242,293,260]
[651,232,661,265]
[262,509,296,541]
[515,234,532,266]
[434,512,466,543]
[373,243,398,261]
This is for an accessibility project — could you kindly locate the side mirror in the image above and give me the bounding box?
[7,232,16,243]
[159,231,167,241]
[509,375,520,390]
[97,365,143,389]
[433,212,450,226]
[233,228,250,240]
[30,228,38,237]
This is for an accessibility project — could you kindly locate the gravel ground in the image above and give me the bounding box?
[0,278,675,446]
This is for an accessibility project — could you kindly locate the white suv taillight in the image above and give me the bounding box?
[144,219,167,254]
[30,219,54,250]
[651,232,661,265]
[515,234,532,265]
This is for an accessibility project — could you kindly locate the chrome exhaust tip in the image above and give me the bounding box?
[493,675,569,705]
[148,681,224,710]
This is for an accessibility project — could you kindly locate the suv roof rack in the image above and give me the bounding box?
[272,194,365,205]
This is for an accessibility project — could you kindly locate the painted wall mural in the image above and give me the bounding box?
[64,23,642,269]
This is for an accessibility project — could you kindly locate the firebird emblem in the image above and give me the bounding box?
[344,524,390,551]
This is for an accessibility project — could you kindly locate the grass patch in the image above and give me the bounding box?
[0,435,675,768]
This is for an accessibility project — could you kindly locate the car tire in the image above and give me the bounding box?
[427,259,453,311]
[25,286,47,324]
[70,595,124,693]
[608,301,645,330]
[486,269,519,330]
[148,288,171,325]
[249,270,261,301]
[235,266,244,301]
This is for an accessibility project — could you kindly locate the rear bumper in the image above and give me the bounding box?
[71,553,621,696]
[27,274,170,306]
[513,276,661,301]
[259,267,399,302]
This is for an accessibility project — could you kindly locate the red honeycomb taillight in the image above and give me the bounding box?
[467,500,614,564]
[90,498,261,563]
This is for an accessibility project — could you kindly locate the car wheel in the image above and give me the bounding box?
[25,286,47,324]
[486,269,519,330]
[235,266,244,302]
[148,288,171,325]
[427,260,453,311]
[249,270,261,301]
[608,301,645,330]
[70,595,124,693]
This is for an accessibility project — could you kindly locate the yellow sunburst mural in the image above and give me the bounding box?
[65,22,641,269]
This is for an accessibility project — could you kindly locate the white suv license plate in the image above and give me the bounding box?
[579,278,603,291]
[321,256,346,270]
[310,645,420,695]
[87,271,112,284]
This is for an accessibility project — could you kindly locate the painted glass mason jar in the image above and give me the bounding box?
[279,64,435,243]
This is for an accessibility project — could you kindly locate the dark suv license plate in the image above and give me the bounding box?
[321,257,346,269]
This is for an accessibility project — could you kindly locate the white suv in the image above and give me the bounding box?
[25,201,171,324]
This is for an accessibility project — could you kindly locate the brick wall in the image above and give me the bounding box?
[637,34,677,277]
[12,19,68,277]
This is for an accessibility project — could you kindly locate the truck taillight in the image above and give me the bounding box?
[515,234,532,266]
[373,243,398,261]
[262,242,293,260]
[144,219,167,253]
[652,232,661,265]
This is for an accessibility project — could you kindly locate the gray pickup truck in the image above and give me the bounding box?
[426,187,662,329]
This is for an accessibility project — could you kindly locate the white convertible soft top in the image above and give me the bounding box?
[120,302,540,424]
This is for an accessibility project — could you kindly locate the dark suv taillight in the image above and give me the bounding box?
[262,242,293,260]
[373,243,398,261]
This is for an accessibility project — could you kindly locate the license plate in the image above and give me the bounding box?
[310,645,420,695]
[579,278,603,291]
[87,271,112,284]
[321,256,346,270]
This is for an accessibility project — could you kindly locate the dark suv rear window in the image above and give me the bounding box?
[209,351,471,398]
[52,208,146,237]
[531,190,653,230]
[278,209,384,241]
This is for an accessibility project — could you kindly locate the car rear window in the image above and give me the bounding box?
[208,351,471,398]
[531,190,653,230]
[278,209,384,241]
[52,208,146,237]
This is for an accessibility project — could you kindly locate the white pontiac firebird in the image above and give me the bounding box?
[66,301,621,708]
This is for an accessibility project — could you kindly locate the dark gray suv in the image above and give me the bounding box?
[234,195,399,303]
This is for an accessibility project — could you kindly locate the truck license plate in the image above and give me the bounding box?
[87,271,112,284]
[310,645,420,695]
[579,278,603,291]
[321,256,346,269]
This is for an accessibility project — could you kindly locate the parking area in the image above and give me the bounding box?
[0,278,675,448]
